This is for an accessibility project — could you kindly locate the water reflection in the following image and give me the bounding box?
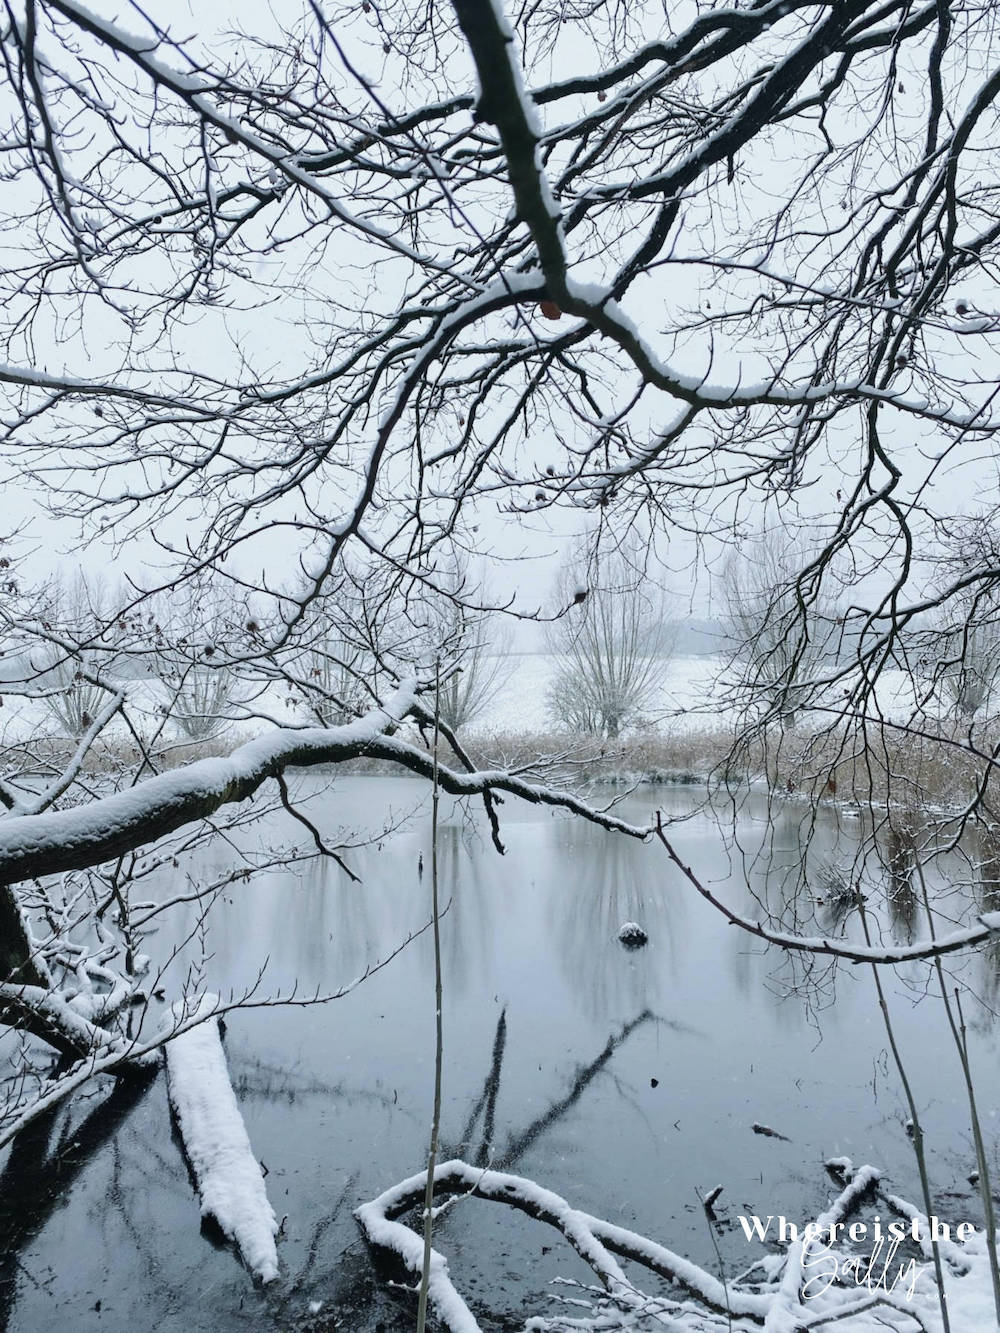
[546,821,682,1020]
[876,818,920,941]
[436,822,497,996]
[971,823,1000,1014]
[0,1070,155,1332]
[5,778,1000,1333]
[501,1009,655,1163]
[457,1008,507,1167]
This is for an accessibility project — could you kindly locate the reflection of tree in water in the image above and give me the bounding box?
[722,797,973,1023]
[294,851,404,989]
[104,1122,212,1312]
[868,815,922,943]
[0,1069,156,1333]
[153,782,428,1000]
[454,1007,507,1168]
[0,798,744,1330]
[727,803,851,1020]
[243,1008,661,1327]
[886,844,919,943]
[0,1048,424,1331]
[0,991,676,1333]
[200,812,497,1002]
[180,842,418,1002]
[737,800,835,935]
[546,821,680,1021]
[231,1058,410,1327]
[867,817,1000,1024]
[230,1053,422,1127]
[237,1007,661,1328]
[731,804,1000,1037]
[498,1009,656,1165]
[357,1006,661,1329]
[970,823,1000,1016]
[435,821,496,996]
[449,1007,663,1169]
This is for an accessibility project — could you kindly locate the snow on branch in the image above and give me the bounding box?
[162,994,279,1283]
[0,677,651,887]
[450,0,567,295]
[0,680,409,882]
[0,361,217,413]
[655,819,1000,966]
[0,982,144,1063]
[357,1158,959,1331]
[44,0,441,270]
[357,1158,771,1331]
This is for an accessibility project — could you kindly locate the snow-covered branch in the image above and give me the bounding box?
[655,820,1000,966]
[358,1158,960,1332]
[0,680,651,889]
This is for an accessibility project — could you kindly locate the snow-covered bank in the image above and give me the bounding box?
[163,995,279,1283]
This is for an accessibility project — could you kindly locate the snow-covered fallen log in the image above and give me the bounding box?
[162,995,279,1283]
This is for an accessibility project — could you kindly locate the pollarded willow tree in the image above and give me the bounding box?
[5,0,1000,1311]
[547,541,672,738]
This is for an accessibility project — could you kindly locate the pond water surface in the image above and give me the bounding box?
[2,776,998,1332]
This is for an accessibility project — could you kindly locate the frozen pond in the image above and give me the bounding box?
[1,776,997,1331]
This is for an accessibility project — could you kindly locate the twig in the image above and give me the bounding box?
[417,661,445,1333]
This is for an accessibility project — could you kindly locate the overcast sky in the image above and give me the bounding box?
[4,0,995,639]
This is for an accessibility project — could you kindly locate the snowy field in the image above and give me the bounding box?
[0,653,946,753]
